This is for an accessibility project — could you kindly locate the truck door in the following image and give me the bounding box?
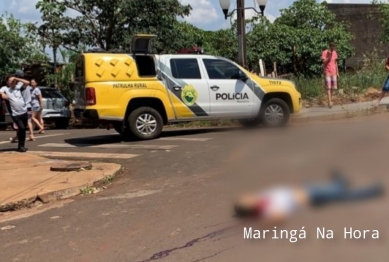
[201,58,255,117]
[159,56,210,119]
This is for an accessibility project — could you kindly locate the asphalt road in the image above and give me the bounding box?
[0,116,389,262]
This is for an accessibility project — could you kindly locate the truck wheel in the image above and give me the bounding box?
[260,98,290,127]
[238,118,261,128]
[128,107,163,140]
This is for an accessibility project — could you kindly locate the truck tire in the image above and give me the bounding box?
[260,98,290,127]
[128,107,163,140]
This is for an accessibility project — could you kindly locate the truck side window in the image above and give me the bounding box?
[203,59,240,80]
[170,59,201,79]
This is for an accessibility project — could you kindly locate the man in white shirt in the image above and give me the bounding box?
[0,75,30,152]
[14,70,35,141]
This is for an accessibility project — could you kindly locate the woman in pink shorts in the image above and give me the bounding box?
[322,43,339,108]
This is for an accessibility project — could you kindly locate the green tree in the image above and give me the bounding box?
[277,0,353,76]
[373,0,389,43]
[45,63,75,99]
[247,0,354,77]
[203,28,237,60]
[35,0,67,77]
[0,13,48,79]
[170,21,237,60]
[44,48,79,98]
[36,0,191,53]
[172,21,206,49]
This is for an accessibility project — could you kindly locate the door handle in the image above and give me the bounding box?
[210,85,219,91]
[173,85,181,91]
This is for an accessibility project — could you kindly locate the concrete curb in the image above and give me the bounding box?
[0,164,122,212]
[291,104,389,124]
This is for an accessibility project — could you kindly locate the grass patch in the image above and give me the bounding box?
[80,186,95,195]
[296,71,386,100]
[296,52,386,100]
[103,175,115,185]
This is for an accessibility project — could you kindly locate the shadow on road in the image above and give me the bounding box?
[161,127,238,137]
[0,148,16,152]
[64,127,242,147]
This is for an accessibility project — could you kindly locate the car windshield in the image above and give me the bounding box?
[41,89,65,99]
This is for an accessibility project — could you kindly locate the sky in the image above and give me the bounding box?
[0,0,372,60]
[0,0,372,31]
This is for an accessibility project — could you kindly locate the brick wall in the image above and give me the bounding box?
[327,4,389,68]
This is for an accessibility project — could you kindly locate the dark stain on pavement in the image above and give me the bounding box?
[139,226,237,262]
[191,247,234,262]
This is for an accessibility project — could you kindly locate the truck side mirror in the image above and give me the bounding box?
[238,71,248,82]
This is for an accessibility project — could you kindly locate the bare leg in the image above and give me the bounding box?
[40,116,44,128]
[38,112,45,133]
[32,111,44,131]
[27,119,35,141]
[376,91,386,107]
[326,89,332,108]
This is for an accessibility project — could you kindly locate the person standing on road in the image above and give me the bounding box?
[375,56,389,107]
[30,79,45,134]
[16,70,35,141]
[8,70,35,141]
[322,43,339,108]
[0,75,30,152]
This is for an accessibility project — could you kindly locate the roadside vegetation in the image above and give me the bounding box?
[296,51,386,106]
[1,0,389,107]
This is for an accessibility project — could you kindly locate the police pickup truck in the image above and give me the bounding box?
[73,35,302,140]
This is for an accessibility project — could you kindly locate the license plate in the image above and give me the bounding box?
[49,114,61,117]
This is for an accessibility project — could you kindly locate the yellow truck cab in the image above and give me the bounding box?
[73,34,302,140]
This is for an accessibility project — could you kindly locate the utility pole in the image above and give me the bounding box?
[219,0,267,68]
[236,0,246,68]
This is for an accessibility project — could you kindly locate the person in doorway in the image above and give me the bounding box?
[234,171,383,224]
[322,43,339,108]
[0,75,30,152]
[375,56,389,107]
[30,79,44,134]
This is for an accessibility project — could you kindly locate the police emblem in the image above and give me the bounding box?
[181,84,198,106]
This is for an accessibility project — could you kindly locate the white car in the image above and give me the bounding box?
[39,87,71,129]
